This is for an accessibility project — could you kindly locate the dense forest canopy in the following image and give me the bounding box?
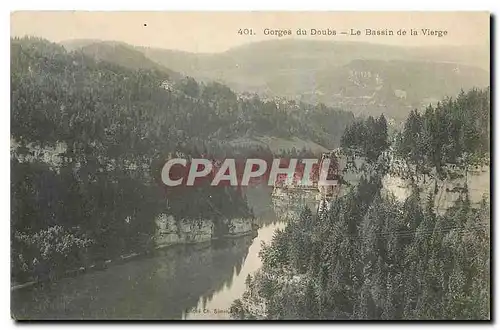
[231,180,490,320]
[340,114,390,163]
[395,88,490,178]
[12,37,356,149]
[231,88,490,320]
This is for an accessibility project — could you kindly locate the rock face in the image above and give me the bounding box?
[222,218,253,237]
[382,167,490,214]
[154,214,255,249]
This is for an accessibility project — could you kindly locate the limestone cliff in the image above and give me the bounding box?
[155,214,256,249]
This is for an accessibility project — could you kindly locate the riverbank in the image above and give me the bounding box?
[11,232,260,320]
[11,219,258,292]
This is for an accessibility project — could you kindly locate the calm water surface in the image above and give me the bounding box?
[11,186,298,320]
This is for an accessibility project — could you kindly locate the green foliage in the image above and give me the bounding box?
[395,88,490,178]
[341,114,389,163]
[232,182,489,320]
[12,226,94,281]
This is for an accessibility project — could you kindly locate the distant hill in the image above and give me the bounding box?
[288,59,489,120]
[63,40,180,79]
[136,40,489,121]
[62,39,489,121]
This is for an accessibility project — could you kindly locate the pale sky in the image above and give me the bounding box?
[11,11,490,53]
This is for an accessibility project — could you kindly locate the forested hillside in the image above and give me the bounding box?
[65,39,355,149]
[10,36,354,283]
[231,88,490,320]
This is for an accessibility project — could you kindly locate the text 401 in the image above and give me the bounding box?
[238,28,255,35]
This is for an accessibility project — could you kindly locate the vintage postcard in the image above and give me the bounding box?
[10,11,490,320]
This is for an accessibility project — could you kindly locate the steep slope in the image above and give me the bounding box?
[60,39,357,149]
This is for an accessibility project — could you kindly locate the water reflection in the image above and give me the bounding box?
[183,221,286,320]
[182,187,319,320]
[12,236,255,320]
[11,185,296,320]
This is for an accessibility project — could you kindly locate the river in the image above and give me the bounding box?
[11,186,302,320]
[11,169,489,320]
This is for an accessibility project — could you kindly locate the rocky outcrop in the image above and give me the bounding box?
[155,214,256,249]
[382,167,490,215]
[221,218,253,237]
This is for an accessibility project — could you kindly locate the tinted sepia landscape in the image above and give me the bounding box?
[10,12,490,320]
